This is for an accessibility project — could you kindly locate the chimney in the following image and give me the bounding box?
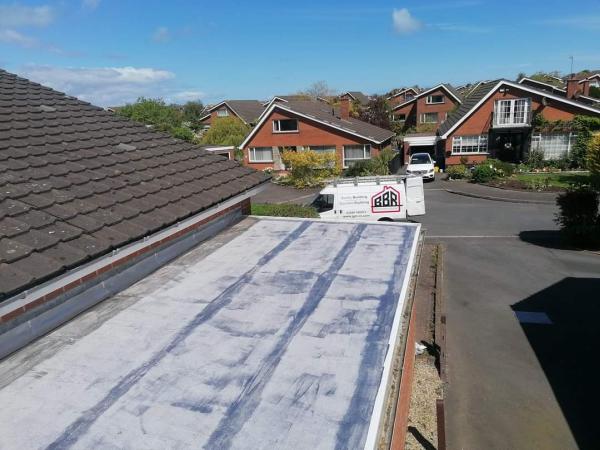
[566,78,580,99]
[582,79,591,97]
[340,97,350,119]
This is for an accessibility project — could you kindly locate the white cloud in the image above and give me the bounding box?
[18,65,179,106]
[0,4,54,28]
[170,90,206,102]
[392,8,421,34]
[152,26,171,43]
[82,0,101,11]
[0,29,37,47]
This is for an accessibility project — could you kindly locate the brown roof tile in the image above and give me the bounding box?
[0,69,269,299]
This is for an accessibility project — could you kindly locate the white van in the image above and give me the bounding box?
[311,175,425,221]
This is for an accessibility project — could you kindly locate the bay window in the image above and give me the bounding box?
[530,133,577,160]
[493,98,531,127]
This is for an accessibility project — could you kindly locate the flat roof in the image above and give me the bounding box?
[0,217,419,449]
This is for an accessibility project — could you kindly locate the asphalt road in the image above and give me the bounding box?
[415,181,600,449]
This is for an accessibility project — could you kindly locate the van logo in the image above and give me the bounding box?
[371,186,401,213]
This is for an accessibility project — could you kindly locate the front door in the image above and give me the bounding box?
[489,130,530,163]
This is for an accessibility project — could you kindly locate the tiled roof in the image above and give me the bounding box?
[0,69,269,300]
[223,100,265,124]
[345,91,370,106]
[282,100,395,143]
[438,80,500,136]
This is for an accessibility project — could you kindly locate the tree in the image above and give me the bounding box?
[200,116,250,147]
[587,133,600,177]
[589,86,600,99]
[181,101,205,128]
[298,81,336,99]
[359,96,391,129]
[116,97,198,143]
[528,71,564,87]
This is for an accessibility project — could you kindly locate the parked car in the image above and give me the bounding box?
[406,153,435,181]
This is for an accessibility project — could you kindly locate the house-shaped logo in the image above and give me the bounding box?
[371,185,401,213]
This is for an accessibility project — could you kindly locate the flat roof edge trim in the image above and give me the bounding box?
[363,223,422,449]
[0,185,267,319]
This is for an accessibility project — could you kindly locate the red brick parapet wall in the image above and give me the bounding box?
[0,198,251,326]
[390,295,418,449]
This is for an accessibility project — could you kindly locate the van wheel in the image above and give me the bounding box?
[377,217,394,222]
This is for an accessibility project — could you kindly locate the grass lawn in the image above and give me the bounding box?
[513,172,591,189]
[250,203,319,218]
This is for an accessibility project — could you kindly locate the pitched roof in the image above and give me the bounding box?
[518,77,600,106]
[343,91,370,106]
[391,84,462,111]
[204,100,265,124]
[387,87,419,100]
[241,100,395,148]
[0,69,268,300]
[438,80,499,136]
[439,79,600,138]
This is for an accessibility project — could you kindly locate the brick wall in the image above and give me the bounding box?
[242,109,386,170]
[443,84,599,165]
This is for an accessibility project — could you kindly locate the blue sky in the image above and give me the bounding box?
[1,0,599,106]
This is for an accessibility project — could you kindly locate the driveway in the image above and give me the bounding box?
[414,186,600,449]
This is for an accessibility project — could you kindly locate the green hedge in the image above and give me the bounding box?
[251,203,319,218]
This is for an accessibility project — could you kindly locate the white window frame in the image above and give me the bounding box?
[493,98,531,127]
[530,132,577,160]
[272,119,299,133]
[343,144,371,168]
[420,112,439,124]
[451,135,489,155]
[248,147,274,163]
[216,108,229,117]
[396,113,407,122]
[426,94,445,104]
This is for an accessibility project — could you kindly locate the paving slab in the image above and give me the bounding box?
[0,217,420,450]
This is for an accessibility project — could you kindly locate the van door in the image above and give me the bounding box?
[312,193,336,219]
[405,176,426,216]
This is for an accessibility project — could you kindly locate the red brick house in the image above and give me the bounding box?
[340,91,370,107]
[391,84,462,131]
[387,87,419,107]
[199,100,264,128]
[427,79,600,166]
[239,98,395,171]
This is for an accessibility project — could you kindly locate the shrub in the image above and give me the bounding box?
[555,186,600,247]
[280,150,341,188]
[487,159,516,177]
[471,164,497,183]
[445,164,470,180]
[526,148,545,170]
[251,203,319,218]
[344,148,396,177]
[587,133,600,176]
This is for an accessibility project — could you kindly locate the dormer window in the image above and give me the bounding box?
[493,98,531,127]
[273,119,298,133]
[426,94,444,104]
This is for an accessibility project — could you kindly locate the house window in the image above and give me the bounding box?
[426,94,445,104]
[531,133,577,160]
[343,144,371,168]
[494,98,531,127]
[396,113,407,122]
[217,108,229,117]
[273,119,299,132]
[452,135,488,154]
[248,147,273,163]
[405,93,414,100]
[420,112,439,124]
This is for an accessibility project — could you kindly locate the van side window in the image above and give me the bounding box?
[312,194,334,213]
